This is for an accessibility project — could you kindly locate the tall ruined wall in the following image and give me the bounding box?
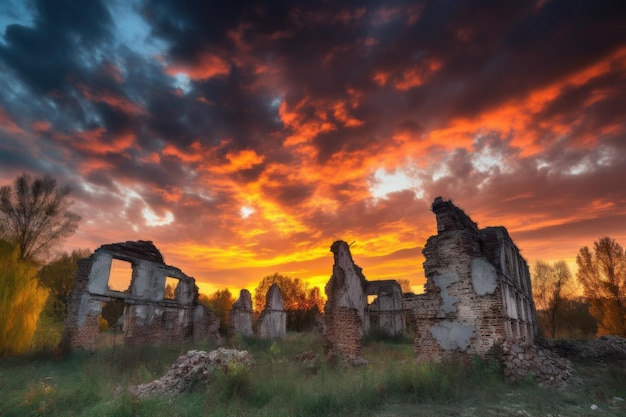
[61,241,220,351]
[229,289,254,337]
[367,280,405,337]
[413,198,537,361]
[324,241,368,364]
[257,283,287,339]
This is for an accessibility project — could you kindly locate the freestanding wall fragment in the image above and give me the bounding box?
[256,283,287,339]
[323,241,369,364]
[61,241,220,351]
[411,198,537,361]
[366,280,405,337]
[228,289,254,337]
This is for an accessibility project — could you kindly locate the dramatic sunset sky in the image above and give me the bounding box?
[1,0,625,295]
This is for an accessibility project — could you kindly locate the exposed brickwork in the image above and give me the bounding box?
[323,241,408,363]
[324,307,364,362]
[412,198,537,361]
[61,241,220,351]
[324,241,368,365]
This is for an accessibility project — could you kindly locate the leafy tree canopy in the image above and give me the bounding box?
[576,236,626,337]
[532,260,576,338]
[38,249,90,302]
[253,273,324,314]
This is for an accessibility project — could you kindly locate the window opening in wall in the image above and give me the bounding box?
[98,300,129,348]
[164,276,179,300]
[367,294,378,305]
[101,300,126,331]
[108,259,133,292]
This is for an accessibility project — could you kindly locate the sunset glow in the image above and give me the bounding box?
[1,0,625,296]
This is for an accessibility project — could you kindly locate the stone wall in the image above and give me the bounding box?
[500,342,575,388]
[257,283,287,339]
[366,280,405,337]
[412,197,537,361]
[324,241,369,364]
[61,241,220,351]
[228,289,254,337]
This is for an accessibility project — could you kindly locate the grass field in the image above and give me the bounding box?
[1,333,625,416]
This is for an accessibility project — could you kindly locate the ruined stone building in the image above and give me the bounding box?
[61,241,220,350]
[324,241,406,364]
[256,283,287,339]
[366,280,405,337]
[410,197,537,361]
[228,289,254,337]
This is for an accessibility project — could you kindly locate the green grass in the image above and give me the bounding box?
[1,333,625,416]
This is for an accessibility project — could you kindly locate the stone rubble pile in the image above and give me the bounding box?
[131,348,252,398]
[500,342,575,389]
[538,335,626,361]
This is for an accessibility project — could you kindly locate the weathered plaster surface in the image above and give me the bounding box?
[432,273,459,315]
[411,197,537,361]
[471,258,497,296]
[430,321,475,351]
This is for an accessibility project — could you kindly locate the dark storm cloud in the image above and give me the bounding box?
[0,0,112,94]
[1,0,625,290]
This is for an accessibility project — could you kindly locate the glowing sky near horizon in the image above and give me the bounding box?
[1,0,625,295]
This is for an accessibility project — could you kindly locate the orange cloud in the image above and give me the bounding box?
[332,101,363,127]
[166,52,230,80]
[394,58,442,91]
[65,128,136,155]
[280,99,337,146]
[78,84,144,115]
[225,149,265,171]
[161,141,206,163]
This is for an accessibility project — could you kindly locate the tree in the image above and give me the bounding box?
[0,173,81,261]
[0,240,48,356]
[532,260,576,338]
[198,289,235,335]
[253,273,325,331]
[38,249,90,305]
[577,236,626,337]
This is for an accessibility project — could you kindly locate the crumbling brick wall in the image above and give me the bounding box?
[324,241,369,364]
[61,241,220,351]
[412,197,537,361]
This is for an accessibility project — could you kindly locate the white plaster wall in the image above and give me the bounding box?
[334,245,368,329]
[87,252,113,295]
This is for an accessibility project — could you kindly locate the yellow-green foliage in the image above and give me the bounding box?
[0,240,48,356]
[98,315,109,331]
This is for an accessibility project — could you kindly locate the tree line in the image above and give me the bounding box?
[532,236,626,339]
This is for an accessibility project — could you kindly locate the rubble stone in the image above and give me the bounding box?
[131,348,252,398]
[500,342,575,389]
